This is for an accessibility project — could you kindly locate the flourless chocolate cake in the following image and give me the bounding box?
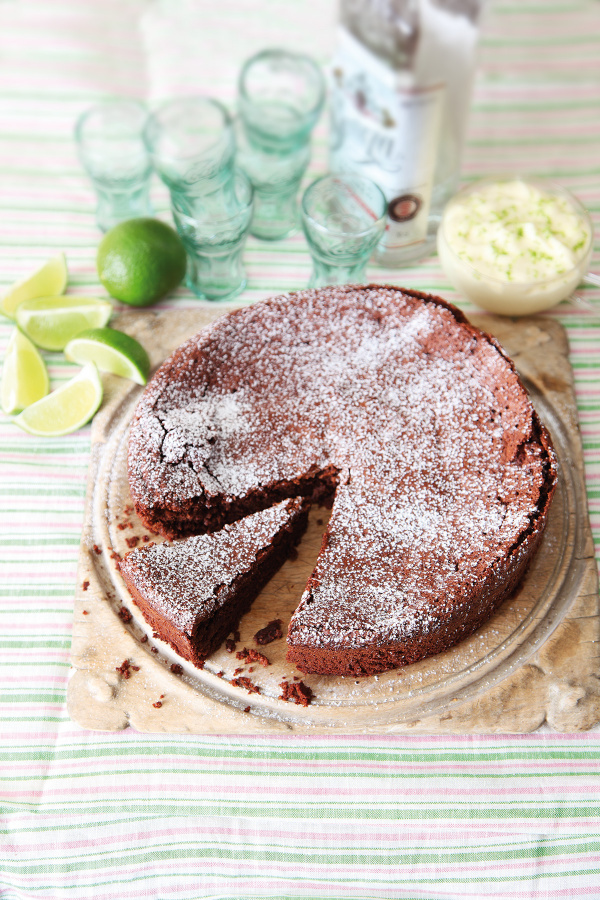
[127,285,557,676]
[118,497,309,667]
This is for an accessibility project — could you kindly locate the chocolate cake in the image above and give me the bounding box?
[127,285,557,676]
[118,497,309,667]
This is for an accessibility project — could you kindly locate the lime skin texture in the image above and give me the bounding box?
[97,218,187,307]
[65,327,151,386]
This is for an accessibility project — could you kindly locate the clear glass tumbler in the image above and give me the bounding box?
[145,97,252,300]
[171,169,254,301]
[75,99,153,232]
[301,174,387,288]
[237,49,325,240]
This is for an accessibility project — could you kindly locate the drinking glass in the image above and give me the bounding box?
[171,169,254,301]
[144,97,252,300]
[75,99,153,232]
[144,97,235,194]
[301,174,387,288]
[237,49,325,240]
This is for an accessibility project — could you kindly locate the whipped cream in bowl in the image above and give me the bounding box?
[437,176,593,315]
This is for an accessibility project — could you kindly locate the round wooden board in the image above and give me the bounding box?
[67,307,600,734]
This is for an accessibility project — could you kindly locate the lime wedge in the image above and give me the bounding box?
[15,295,113,351]
[1,328,50,414]
[65,327,150,386]
[1,253,68,319]
[14,364,103,437]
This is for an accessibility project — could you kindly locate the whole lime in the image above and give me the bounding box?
[97,218,187,307]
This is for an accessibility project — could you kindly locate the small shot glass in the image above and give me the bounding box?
[237,48,325,240]
[171,168,254,301]
[301,174,387,289]
[144,96,235,194]
[75,99,153,232]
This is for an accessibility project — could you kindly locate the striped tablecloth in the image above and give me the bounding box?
[1,1,600,897]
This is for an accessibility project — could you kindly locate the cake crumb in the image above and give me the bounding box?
[236,647,270,667]
[93,544,101,555]
[243,706,251,713]
[82,580,90,592]
[140,635,148,644]
[152,701,162,708]
[170,663,184,675]
[118,607,132,623]
[116,659,140,680]
[126,536,140,549]
[254,619,283,645]
[231,676,260,695]
[279,679,313,707]
[225,638,236,653]
[142,535,151,543]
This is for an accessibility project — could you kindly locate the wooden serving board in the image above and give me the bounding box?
[67,307,600,734]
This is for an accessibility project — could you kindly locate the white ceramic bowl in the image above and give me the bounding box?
[437,175,593,316]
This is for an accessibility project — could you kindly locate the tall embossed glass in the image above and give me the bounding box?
[144,97,253,300]
[75,99,153,232]
[237,49,325,240]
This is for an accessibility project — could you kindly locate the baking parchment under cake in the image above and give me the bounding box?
[67,308,600,734]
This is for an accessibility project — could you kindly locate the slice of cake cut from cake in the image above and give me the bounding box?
[118,497,310,668]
